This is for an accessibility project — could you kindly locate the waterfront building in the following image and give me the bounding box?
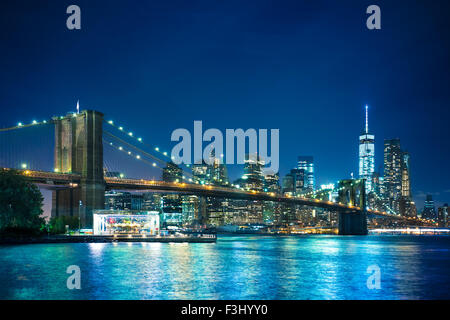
[359,105,375,194]
[205,197,228,226]
[142,193,162,212]
[182,195,200,225]
[262,201,282,225]
[161,193,182,226]
[384,139,403,214]
[422,194,437,220]
[297,156,315,192]
[105,191,143,211]
[438,204,448,227]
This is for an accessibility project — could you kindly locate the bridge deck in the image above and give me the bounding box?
[14,169,426,223]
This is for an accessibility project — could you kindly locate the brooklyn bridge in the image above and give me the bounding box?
[0,109,430,235]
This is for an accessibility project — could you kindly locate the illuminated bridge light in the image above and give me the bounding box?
[136,155,140,159]
[21,163,27,169]
[119,127,123,130]
[138,137,142,142]
[18,122,22,126]
[128,151,131,155]
[155,147,159,151]
[108,120,113,124]
[32,120,37,124]
[163,152,167,156]
[43,120,47,123]
[152,163,156,167]
[128,132,133,136]
[119,146,123,150]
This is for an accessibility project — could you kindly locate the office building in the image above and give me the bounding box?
[298,156,314,192]
[384,139,403,213]
[359,105,375,194]
[104,191,143,211]
[438,204,448,227]
[422,194,437,220]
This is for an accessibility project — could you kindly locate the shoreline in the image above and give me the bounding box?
[0,234,216,245]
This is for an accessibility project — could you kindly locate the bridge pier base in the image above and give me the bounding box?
[338,211,368,235]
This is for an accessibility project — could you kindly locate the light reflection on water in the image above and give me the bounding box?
[0,235,449,300]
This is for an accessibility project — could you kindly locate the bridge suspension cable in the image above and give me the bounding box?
[103,130,194,179]
[104,119,174,162]
[104,137,194,182]
[0,119,52,132]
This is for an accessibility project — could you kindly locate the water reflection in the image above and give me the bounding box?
[0,236,449,299]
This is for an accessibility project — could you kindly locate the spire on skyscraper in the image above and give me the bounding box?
[365,104,369,134]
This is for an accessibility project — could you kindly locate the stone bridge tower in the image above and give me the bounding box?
[51,110,105,227]
[337,179,367,235]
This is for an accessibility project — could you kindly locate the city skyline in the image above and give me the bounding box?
[1,0,449,210]
[1,0,450,303]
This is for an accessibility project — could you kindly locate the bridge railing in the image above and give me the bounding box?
[9,168,433,225]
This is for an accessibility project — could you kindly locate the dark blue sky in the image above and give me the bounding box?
[1,0,449,209]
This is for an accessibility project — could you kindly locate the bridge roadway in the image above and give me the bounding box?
[17,169,417,221]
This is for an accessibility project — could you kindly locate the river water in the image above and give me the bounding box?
[1,235,449,299]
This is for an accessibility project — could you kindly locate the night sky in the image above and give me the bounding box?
[1,0,450,209]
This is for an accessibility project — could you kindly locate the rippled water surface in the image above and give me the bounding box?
[1,235,449,299]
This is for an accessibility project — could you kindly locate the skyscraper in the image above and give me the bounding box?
[401,152,412,199]
[297,156,314,192]
[384,139,402,213]
[242,153,264,191]
[359,105,375,194]
[422,194,437,220]
[399,151,416,216]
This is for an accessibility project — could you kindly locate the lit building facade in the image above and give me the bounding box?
[93,210,160,235]
[105,191,143,211]
[384,139,403,214]
[162,161,183,183]
[401,152,412,199]
[359,105,375,194]
[241,153,264,191]
[297,156,314,192]
[264,173,280,193]
[422,194,437,220]
[438,204,448,227]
